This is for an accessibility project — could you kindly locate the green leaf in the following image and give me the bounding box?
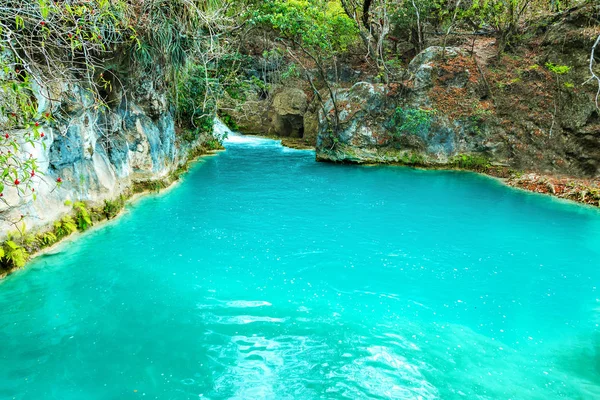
[15,15,24,29]
[39,0,49,19]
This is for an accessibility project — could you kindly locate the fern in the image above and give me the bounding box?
[37,231,57,247]
[54,216,77,238]
[2,240,29,269]
[103,196,125,219]
[73,201,93,231]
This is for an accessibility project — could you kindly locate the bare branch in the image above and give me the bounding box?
[584,34,600,110]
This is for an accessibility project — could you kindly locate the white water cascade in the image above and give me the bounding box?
[214,118,278,147]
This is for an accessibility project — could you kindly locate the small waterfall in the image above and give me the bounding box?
[214,118,276,146]
[213,118,234,142]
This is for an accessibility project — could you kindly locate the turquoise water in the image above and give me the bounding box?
[1,133,600,400]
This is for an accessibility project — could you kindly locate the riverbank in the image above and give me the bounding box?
[0,145,224,280]
[431,165,600,209]
[233,130,600,208]
[240,133,315,150]
[504,172,600,208]
[4,133,598,280]
[314,147,600,209]
[237,130,600,208]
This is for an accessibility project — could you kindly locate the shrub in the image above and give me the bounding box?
[64,200,92,231]
[390,107,436,136]
[37,231,57,247]
[204,139,222,151]
[451,154,491,170]
[545,62,571,75]
[54,216,77,239]
[103,196,125,220]
[1,241,29,269]
[219,113,239,131]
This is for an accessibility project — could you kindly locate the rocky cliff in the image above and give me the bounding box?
[316,48,503,166]
[0,74,214,239]
[315,6,600,181]
[221,84,320,148]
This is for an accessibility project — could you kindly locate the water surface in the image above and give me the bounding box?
[1,129,600,399]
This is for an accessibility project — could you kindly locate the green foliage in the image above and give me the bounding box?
[218,52,255,100]
[391,0,439,42]
[250,76,270,94]
[564,82,574,89]
[245,0,360,129]
[400,152,426,166]
[281,63,300,81]
[390,107,436,136]
[460,0,509,31]
[204,139,222,151]
[249,0,358,53]
[176,64,218,142]
[545,62,571,75]
[37,231,57,247]
[0,224,33,269]
[54,216,77,238]
[219,113,239,131]
[1,240,29,269]
[103,195,125,220]
[451,154,491,170]
[175,48,257,141]
[73,201,92,231]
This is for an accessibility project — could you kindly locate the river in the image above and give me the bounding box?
[1,122,599,399]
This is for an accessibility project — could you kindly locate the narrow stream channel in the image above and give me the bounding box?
[1,123,600,399]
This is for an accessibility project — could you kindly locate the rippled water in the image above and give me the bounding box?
[1,127,600,399]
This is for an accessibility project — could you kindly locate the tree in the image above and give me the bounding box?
[248,0,359,134]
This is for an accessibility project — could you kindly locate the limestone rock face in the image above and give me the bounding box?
[408,47,468,91]
[316,32,600,179]
[316,47,496,164]
[222,85,317,143]
[0,74,206,237]
[302,108,319,143]
[271,88,308,138]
